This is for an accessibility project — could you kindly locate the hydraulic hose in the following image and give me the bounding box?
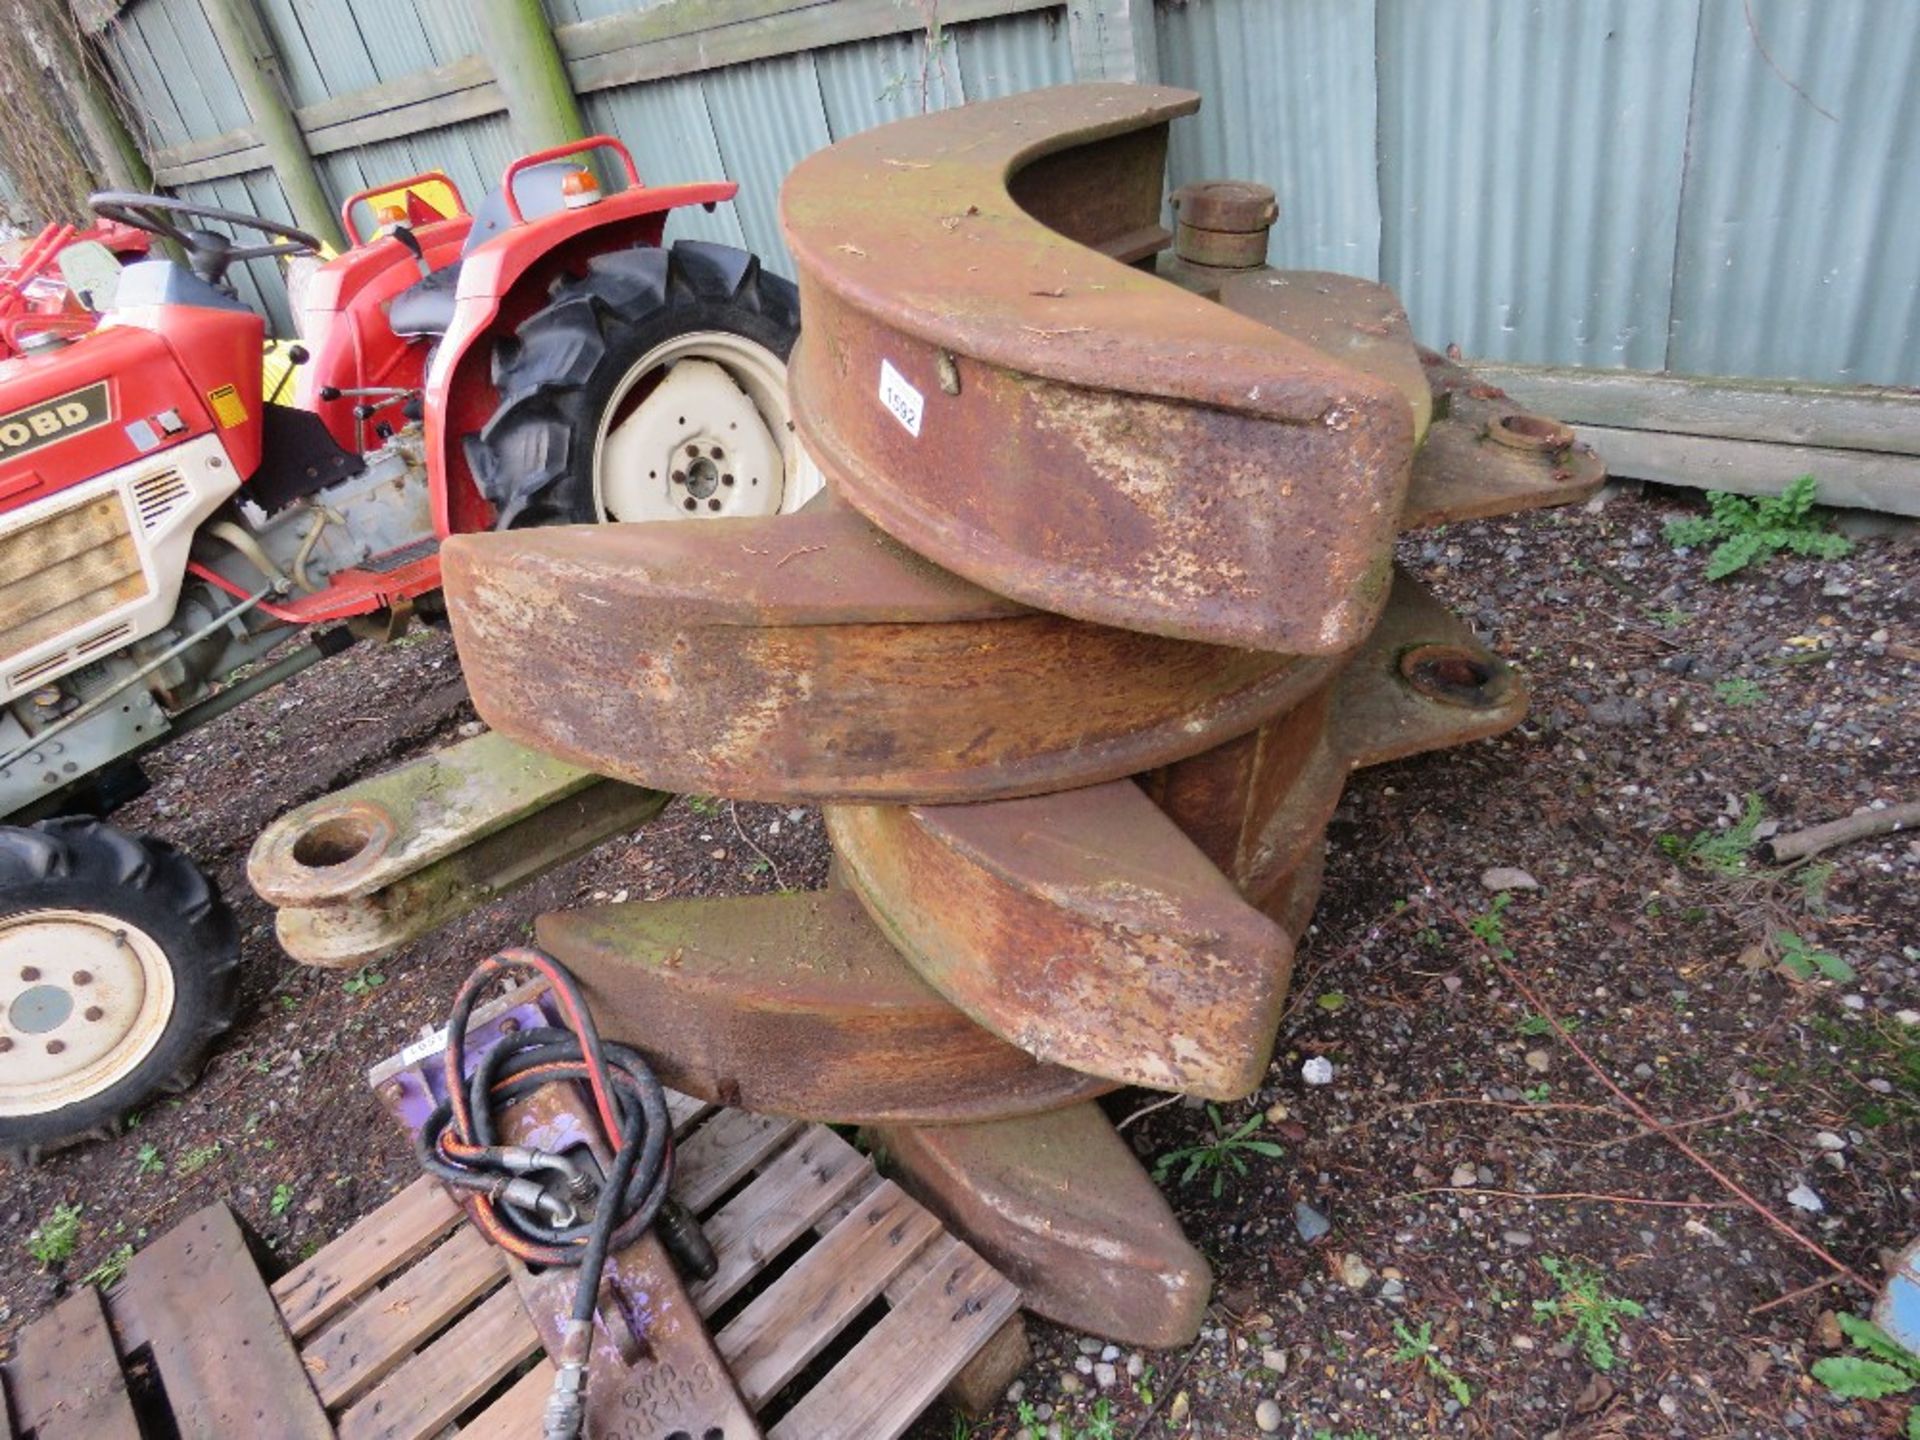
[415,947,698,1440]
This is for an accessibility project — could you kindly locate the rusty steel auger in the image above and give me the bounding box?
[251,84,1602,1352]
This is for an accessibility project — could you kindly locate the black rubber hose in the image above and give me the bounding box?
[413,949,687,1435]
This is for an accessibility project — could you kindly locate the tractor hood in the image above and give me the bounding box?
[0,313,252,519]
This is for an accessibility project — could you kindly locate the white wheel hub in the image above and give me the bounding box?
[0,909,175,1117]
[594,331,822,523]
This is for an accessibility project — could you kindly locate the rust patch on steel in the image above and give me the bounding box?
[867,1103,1212,1350]
[1145,568,1529,903]
[1215,268,1432,443]
[536,889,1111,1126]
[443,502,1339,804]
[825,780,1293,1101]
[781,83,1413,653]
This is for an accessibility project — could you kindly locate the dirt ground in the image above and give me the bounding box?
[0,483,1913,1440]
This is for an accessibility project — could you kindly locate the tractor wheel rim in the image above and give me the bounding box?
[593,330,815,524]
[0,909,175,1117]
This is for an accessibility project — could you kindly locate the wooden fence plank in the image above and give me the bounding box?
[5,1287,139,1440]
[1573,423,1920,517]
[1470,360,1920,457]
[565,0,1049,95]
[717,1180,944,1409]
[274,1176,463,1341]
[126,1203,332,1439]
[765,1238,1020,1440]
[149,0,1052,185]
[304,1224,511,1409]
[336,1285,541,1440]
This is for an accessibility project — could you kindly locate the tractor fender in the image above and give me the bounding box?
[294,216,471,447]
[424,181,738,536]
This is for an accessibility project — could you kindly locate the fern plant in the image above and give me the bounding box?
[1663,475,1850,580]
[1659,792,1767,875]
[1811,1313,1920,1438]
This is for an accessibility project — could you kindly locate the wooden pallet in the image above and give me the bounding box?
[0,1096,1025,1439]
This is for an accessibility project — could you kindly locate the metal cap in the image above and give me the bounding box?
[1170,180,1278,268]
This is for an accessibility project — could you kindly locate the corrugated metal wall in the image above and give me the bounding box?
[88,0,1918,387]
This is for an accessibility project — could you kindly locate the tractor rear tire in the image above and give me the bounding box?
[0,818,238,1161]
[466,239,804,529]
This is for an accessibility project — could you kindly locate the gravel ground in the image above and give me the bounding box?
[0,483,1913,1440]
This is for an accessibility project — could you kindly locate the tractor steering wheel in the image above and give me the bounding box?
[89,191,324,291]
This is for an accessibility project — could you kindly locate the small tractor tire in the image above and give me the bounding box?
[466,239,806,529]
[0,818,238,1161]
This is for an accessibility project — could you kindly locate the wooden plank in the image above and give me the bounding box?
[301,54,497,135]
[688,1125,874,1314]
[456,1358,554,1439]
[1574,423,1920,517]
[336,1285,541,1440]
[1067,0,1159,83]
[6,1287,139,1440]
[717,1180,945,1409]
[765,1238,1021,1440]
[0,1367,11,1440]
[563,0,1050,95]
[668,1087,717,1134]
[125,1203,331,1439]
[152,55,501,184]
[101,1286,146,1358]
[305,86,507,163]
[150,0,1051,186]
[672,1110,805,1213]
[155,146,272,187]
[1471,360,1920,457]
[274,1176,463,1341]
[304,1224,511,1409]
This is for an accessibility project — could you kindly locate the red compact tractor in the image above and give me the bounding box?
[0,137,811,1154]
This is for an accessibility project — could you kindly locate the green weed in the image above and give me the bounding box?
[1775,931,1855,984]
[1533,1257,1644,1370]
[1660,793,1766,875]
[1469,893,1514,957]
[1392,1318,1473,1407]
[175,1142,222,1176]
[270,1183,296,1217]
[1522,1083,1552,1104]
[1647,605,1690,630]
[1517,1013,1579,1037]
[27,1202,82,1267]
[1015,1397,1118,1440]
[135,1142,164,1175]
[1663,476,1851,579]
[1153,1104,1285,1199]
[1713,677,1766,707]
[81,1242,134,1289]
[684,795,722,818]
[343,965,387,997]
[1810,1313,1919,1438]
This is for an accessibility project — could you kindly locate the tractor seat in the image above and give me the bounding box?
[384,163,582,339]
[386,259,463,338]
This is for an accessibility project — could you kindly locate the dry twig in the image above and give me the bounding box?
[1396,1187,1741,1212]
[1762,799,1920,863]
[727,801,785,891]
